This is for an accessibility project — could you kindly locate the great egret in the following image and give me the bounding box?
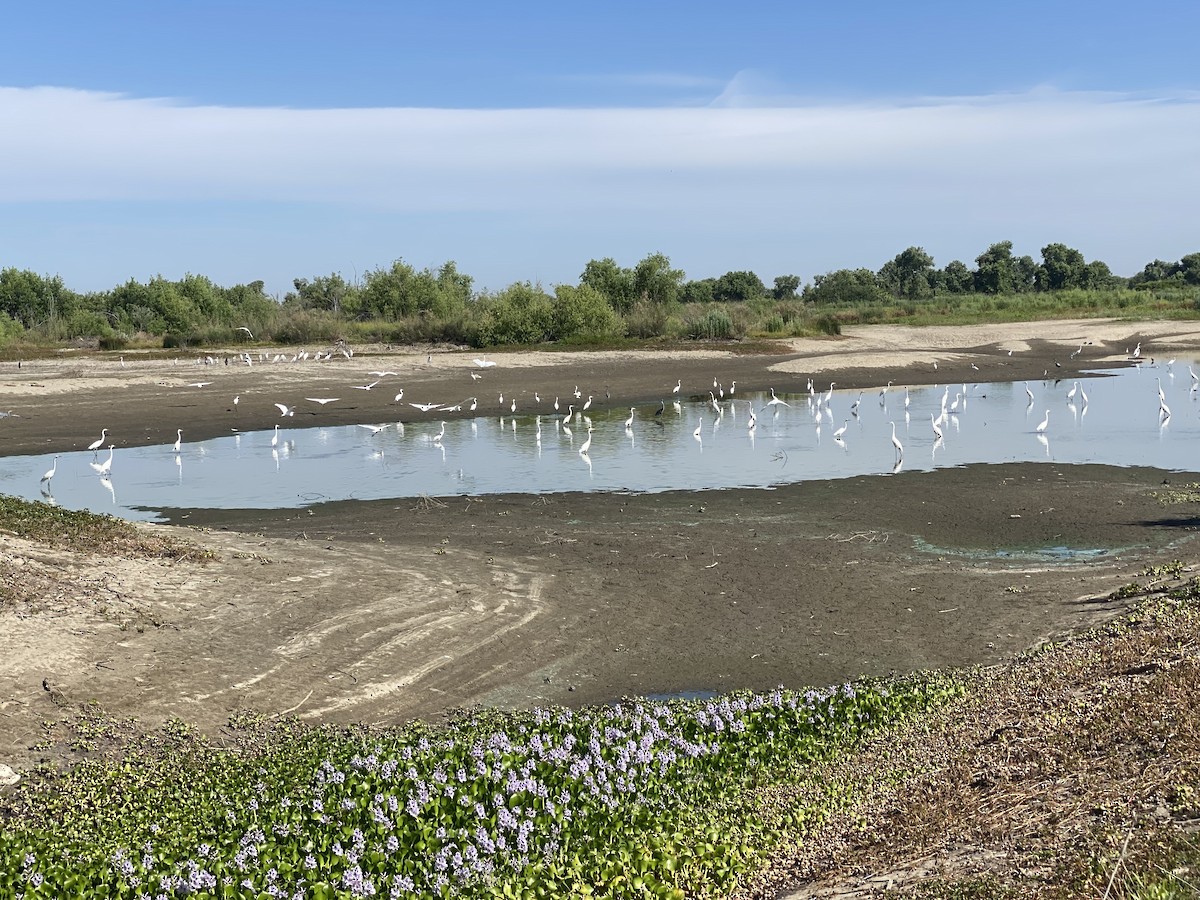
[510,398,517,414]
[768,388,791,407]
[1066,382,1078,402]
[833,420,848,440]
[931,414,943,441]
[236,326,254,338]
[306,397,340,405]
[573,386,582,399]
[352,380,381,391]
[358,423,389,435]
[730,381,736,396]
[904,388,911,410]
[172,429,182,453]
[186,382,212,388]
[433,421,446,443]
[672,379,681,395]
[274,403,295,417]
[409,402,440,412]
[563,405,574,426]
[87,428,109,454]
[582,395,593,411]
[469,397,478,411]
[1025,382,1035,404]
[1036,410,1050,434]
[95,446,115,476]
[889,422,903,459]
[271,424,280,447]
[579,426,593,455]
[368,370,398,377]
[472,358,497,368]
[693,418,703,440]
[40,455,58,485]
[849,392,863,416]
[625,408,635,429]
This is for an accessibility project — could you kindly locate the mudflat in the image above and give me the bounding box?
[3,318,1200,769]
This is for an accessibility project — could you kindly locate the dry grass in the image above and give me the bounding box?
[739,575,1200,900]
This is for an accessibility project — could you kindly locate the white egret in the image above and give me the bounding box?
[87,428,109,454]
[833,420,848,440]
[351,380,381,391]
[306,397,340,405]
[931,414,943,441]
[433,421,446,443]
[1036,410,1050,434]
[582,395,593,411]
[693,418,703,440]
[624,408,635,429]
[553,397,560,410]
[510,398,517,414]
[563,405,574,426]
[889,422,903,459]
[904,388,911,410]
[768,387,791,407]
[1066,382,1078,402]
[186,382,212,388]
[274,403,295,417]
[172,429,182,453]
[358,423,389,435]
[672,379,681,395]
[409,402,441,412]
[95,446,115,476]
[472,358,497,368]
[579,426,593,455]
[1079,384,1089,405]
[40,455,58,485]
[730,381,736,396]
[368,370,398,377]
[574,386,582,399]
[849,392,863,416]
[1024,382,1035,404]
[233,395,240,409]
[469,397,478,411]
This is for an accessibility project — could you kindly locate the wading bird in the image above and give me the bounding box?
[833,420,848,440]
[274,403,295,417]
[172,429,182,453]
[87,428,109,454]
[931,414,943,441]
[271,425,280,447]
[889,422,903,460]
[40,455,58,486]
[306,397,340,405]
[579,426,593,455]
[1036,410,1050,434]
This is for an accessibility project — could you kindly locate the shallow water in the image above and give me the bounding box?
[3,362,1198,522]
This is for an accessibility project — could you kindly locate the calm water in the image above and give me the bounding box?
[3,363,1198,522]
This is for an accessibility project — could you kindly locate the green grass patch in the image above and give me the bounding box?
[0,494,214,562]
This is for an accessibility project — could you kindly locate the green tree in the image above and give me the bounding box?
[1013,255,1041,293]
[550,284,625,341]
[679,278,715,304]
[974,241,1017,294]
[936,260,974,294]
[476,282,553,346]
[712,270,766,302]
[0,268,78,328]
[772,274,801,300]
[580,258,636,314]
[1038,243,1086,291]
[285,273,356,315]
[631,252,684,307]
[1180,252,1200,285]
[1081,260,1116,290]
[802,269,887,304]
[878,247,934,300]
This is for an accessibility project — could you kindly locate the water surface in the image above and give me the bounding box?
[3,363,1197,522]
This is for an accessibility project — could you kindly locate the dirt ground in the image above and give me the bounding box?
[3,318,1200,775]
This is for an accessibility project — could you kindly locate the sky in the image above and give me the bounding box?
[1,1,1198,297]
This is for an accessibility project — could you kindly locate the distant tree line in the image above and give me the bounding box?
[1,242,1197,349]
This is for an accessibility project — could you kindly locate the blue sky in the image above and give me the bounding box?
[2,1,1198,297]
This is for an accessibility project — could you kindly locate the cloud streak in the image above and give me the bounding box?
[3,85,1197,209]
[1,85,1197,290]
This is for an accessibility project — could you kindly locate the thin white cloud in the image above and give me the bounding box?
[0,85,1196,286]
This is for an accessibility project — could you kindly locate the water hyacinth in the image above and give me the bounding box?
[0,675,959,898]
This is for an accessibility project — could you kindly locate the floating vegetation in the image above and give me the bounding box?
[0,676,959,897]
